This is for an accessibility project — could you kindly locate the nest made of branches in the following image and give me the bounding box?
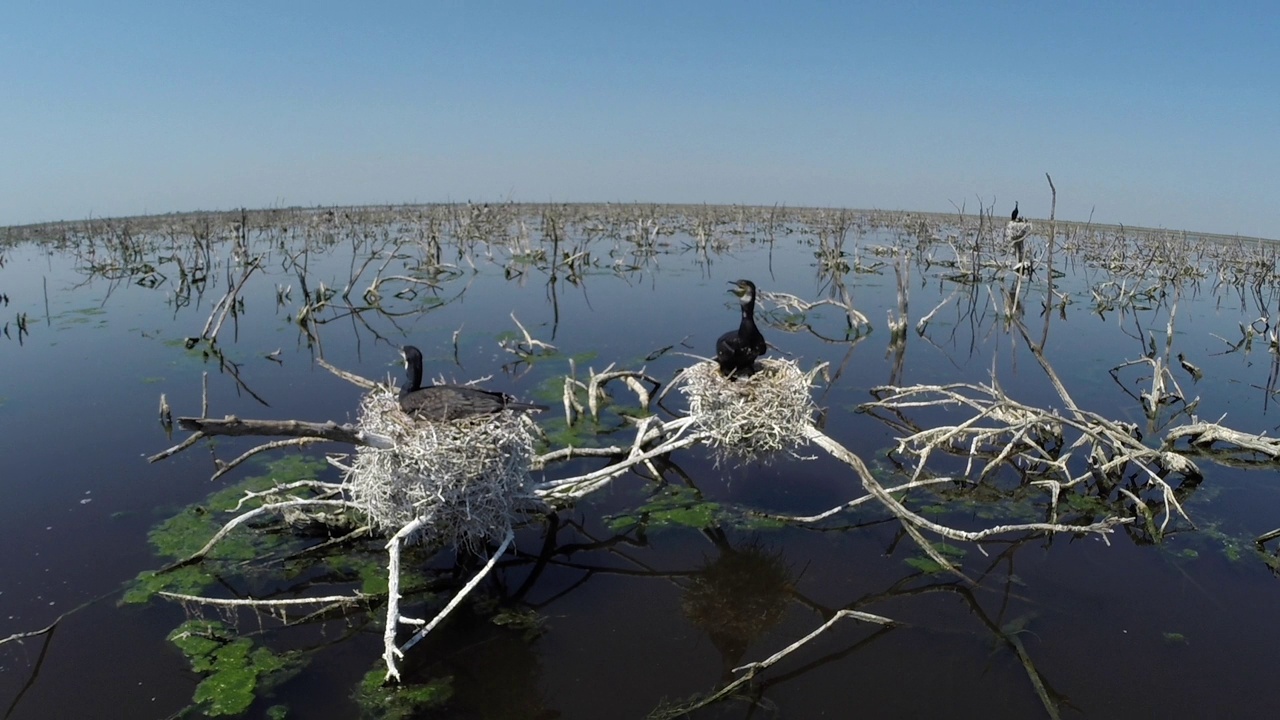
[680,358,820,463]
[345,388,538,551]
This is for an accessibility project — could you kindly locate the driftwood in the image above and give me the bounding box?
[148,357,394,470]
[146,416,392,466]
[862,381,1196,535]
[1164,421,1280,459]
[147,411,395,480]
[175,415,391,446]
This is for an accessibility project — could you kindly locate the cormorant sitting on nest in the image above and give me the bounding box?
[1011,202,1020,222]
[398,345,548,421]
[715,279,767,378]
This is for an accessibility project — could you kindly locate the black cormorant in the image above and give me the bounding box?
[714,279,767,378]
[398,345,548,421]
[1011,202,1020,222]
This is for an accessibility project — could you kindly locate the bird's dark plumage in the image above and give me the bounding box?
[1011,202,1020,222]
[398,345,548,421]
[715,279,767,378]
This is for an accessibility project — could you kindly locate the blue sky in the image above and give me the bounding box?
[2,2,1276,237]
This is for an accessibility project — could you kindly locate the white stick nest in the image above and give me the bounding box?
[1005,218,1033,244]
[345,388,537,551]
[679,359,820,463]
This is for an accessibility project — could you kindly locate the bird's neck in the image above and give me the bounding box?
[405,364,423,394]
[739,298,756,329]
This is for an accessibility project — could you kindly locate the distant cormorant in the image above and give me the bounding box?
[1011,202,1020,222]
[714,279,767,378]
[398,345,548,421]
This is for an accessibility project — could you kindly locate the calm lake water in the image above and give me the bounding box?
[2,204,1280,718]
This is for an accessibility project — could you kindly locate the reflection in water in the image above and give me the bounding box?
[402,603,559,720]
[681,531,791,679]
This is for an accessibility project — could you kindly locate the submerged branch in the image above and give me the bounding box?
[147,430,206,463]
[0,618,60,648]
[661,609,894,718]
[801,425,1130,549]
[159,591,370,609]
[161,498,363,571]
[398,529,514,655]
[209,437,331,481]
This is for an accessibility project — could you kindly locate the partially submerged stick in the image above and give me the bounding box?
[175,416,391,448]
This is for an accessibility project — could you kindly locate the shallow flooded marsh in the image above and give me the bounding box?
[2,203,1280,718]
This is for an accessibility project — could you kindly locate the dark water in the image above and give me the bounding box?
[2,206,1279,718]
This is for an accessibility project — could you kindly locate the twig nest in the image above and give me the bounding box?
[680,358,819,463]
[1005,219,1032,244]
[345,388,537,551]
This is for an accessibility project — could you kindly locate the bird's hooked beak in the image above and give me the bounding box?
[728,280,757,303]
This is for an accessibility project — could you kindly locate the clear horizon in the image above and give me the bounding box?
[3,2,1276,238]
